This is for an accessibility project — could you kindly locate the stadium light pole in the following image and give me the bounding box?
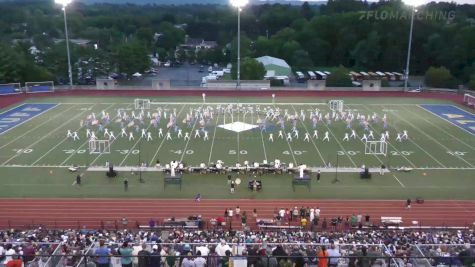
[56,0,74,88]
[403,0,424,91]
[230,0,248,88]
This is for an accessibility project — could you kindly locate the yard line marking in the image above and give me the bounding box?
[415,105,475,151]
[358,104,416,168]
[391,109,474,168]
[272,103,297,165]
[148,104,186,166]
[392,174,406,188]
[319,107,357,167]
[384,107,446,168]
[0,105,74,150]
[30,104,113,166]
[208,109,221,165]
[1,106,92,166]
[180,103,204,162]
[60,103,132,166]
[259,126,268,162]
[237,105,241,162]
[290,105,326,165]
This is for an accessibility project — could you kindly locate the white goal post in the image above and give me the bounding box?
[463,93,475,107]
[135,99,150,110]
[89,139,111,154]
[329,100,344,112]
[25,81,55,93]
[365,140,387,156]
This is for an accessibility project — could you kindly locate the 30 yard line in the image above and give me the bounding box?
[180,103,204,162]
[1,106,92,166]
[30,103,112,166]
[60,103,132,166]
[0,105,75,150]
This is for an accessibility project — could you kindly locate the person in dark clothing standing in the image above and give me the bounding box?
[406,198,411,208]
[124,178,128,191]
[76,174,81,185]
[150,245,161,267]
[316,170,321,182]
[138,243,151,267]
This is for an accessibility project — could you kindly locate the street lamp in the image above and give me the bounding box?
[402,0,425,91]
[55,0,74,88]
[230,0,248,88]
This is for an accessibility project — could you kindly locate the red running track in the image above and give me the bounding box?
[1,199,474,230]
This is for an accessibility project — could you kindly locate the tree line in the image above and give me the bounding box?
[0,0,474,88]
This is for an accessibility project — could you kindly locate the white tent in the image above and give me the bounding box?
[132,72,142,77]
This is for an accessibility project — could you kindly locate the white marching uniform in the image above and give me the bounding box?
[286,133,292,142]
[278,130,284,139]
[204,131,209,141]
[402,130,408,139]
[396,133,402,142]
[368,131,374,139]
[129,132,135,141]
[72,132,79,140]
[350,130,356,139]
[184,132,190,141]
[158,128,163,138]
[109,131,116,140]
[177,129,183,138]
[194,129,201,138]
[120,128,127,137]
[147,132,153,141]
[269,133,274,142]
[141,129,147,138]
[304,133,310,142]
[166,132,172,140]
[313,130,318,139]
[67,130,72,138]
[86,129,91,138]
[343,133,349,141]
[323,131,330,142]
[361,134,368,142]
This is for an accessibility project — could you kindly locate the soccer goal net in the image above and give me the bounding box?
[0,83,22,95]
[365,140,387,156]
[89,139,111,154]
[329,100,344,112]
[463,93,475,107]
[135,99,150,110]
[25,81,55,93]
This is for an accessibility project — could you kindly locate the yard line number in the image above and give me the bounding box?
[64,149,86,154]
[13,148,33,154]
[447,151,467,156]
[337,150,360,156]
[390,151,414,156]
[283,150,307,155]
[171,149,194,155]
[229,150,247,155]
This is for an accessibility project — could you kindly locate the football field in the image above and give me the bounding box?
[0,95,474,199]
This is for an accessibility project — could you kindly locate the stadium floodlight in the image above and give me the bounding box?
[55,0,74,88]
[230,0,248,88]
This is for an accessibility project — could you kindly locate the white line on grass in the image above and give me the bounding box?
[391,109,474,168]
[60,103,132,166]
[179,103,204,162]
[392,174,406,188]
[415,105,475,150]
[319,108,357,168]
[208,110,221,165]
[148,104,186,166]
[30,104,113,166]
[272,104,297,165]
[357,104,416,168]
[290,104,326,165]
[0,105,75,150]
[1,106,92,166]
[385,107,446,167]
[259,127,268,162]
[237,106,241,162]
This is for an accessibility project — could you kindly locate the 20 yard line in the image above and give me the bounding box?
[30,103,112,166]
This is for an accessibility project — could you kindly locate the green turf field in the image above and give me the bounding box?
[0,96,474,199]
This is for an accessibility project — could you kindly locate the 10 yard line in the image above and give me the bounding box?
[1,106,92,166]
[393,174,406,188]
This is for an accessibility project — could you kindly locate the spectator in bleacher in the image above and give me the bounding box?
[290,247,307,267]
[317,246,329,267]
[3,244,14,264]
[216,240,231,257]
[299,207,305,219]
[138,243,151,267]
[300,217,308,228]
[291,207,298,221]
[326,244,340,267]
[94,240,111,267]
[196,242,210,257]
[458,243,474,267]
[150,245,161,267]
[241,212,247,228]
[222,250,232,267]
[235,206,240,218]
[207,246,218,267]
[354,246,370,267]
[148,219,156,228]
[258,249,277,267]
[23,241,36,265]
[253,208,258,218]
[165,248,177,267]
[0,244,5,267]
[194,251,206,267]
[5,255,22,267]
[181,252,195,267]
[118,241,134,267]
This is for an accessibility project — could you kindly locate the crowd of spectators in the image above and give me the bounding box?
[0,227,474,267]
